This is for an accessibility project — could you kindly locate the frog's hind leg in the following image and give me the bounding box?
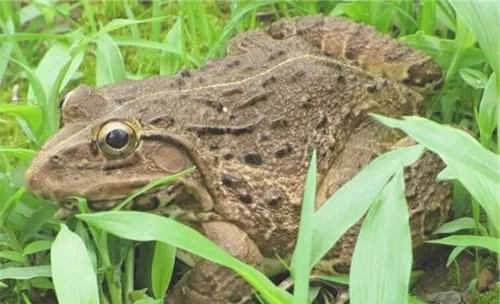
[165,221,264,304]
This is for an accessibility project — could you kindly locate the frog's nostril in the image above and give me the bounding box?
[50,155,62,164]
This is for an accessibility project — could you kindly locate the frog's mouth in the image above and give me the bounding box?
[59,179,214,215]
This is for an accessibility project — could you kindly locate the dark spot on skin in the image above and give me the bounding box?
[268,49,286,61]
[337,75,345,84]
[133,196,160,211]
[259,132,271,141]
[333,262,350,273]
[291,70,306,82]
[271,117,289,129]
[187,123,256,136]
[179,69,191,77]
[316,115,328,129]
[228,295,242,303]
[197,77,205,84]
[264,188,283,206]
[274,143,293,158]
[365,84,378,93]
[223,152,234,160]
[344,45,358,60]
[192,98,224,112]
[261,76,276,87]
[324,51,333,57]
[221,173,243,187]
[209,143,219,150]
[236,91,271,109]
[243,151,263,165]
[226,59,240,68]
[238,190,252,204]
[221,88,243,97]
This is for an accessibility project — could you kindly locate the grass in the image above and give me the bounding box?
[0,1,498,303]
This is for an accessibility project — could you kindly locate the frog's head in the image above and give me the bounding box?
[25,84,213,212]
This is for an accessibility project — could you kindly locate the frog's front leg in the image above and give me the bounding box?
[165,221,264,304]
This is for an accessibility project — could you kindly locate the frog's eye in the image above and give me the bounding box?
[96,121,139,158]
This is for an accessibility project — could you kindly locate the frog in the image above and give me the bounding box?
[25,15,451,303]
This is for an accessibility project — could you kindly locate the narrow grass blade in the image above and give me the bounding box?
[51,224,99,304]
[77,211,292,304]
[477,73,498,148]
[449,0,500,76]
[291,150,316,304]
[350,167,411,304]
[311,144,425,266]
[0,266,51,280]
[427,235,500,254]
[0,42,13,85]
[371,114,500,231]
[95,33,126,87]
[151,242,176,300]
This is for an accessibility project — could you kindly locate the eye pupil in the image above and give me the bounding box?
[105,129,129,149]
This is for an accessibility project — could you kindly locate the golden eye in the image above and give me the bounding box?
[96,120,139,158]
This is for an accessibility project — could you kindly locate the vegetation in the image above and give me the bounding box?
[0,1,498,303]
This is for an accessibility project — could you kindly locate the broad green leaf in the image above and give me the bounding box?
[95,33,126,87]
[459,68,488,89]
[427,235,500,254]
[350,167,411,304]
[77,211,292,304]
[371,115,499,187]
[51,225,99,304]
[24,240,53,255]
[0,104,42,131]
[59,49,84,91]
[449,0,500,77]
[311,144,425,266]
[401,33,486,69]
[433,217,480,234]
[371,115,500,231]
[27,42,71,106]
[291,150,316,304]
[0,265,51,280]
[151,242,176,299]
[0,250,25,262]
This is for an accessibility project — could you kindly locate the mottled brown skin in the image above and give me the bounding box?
[25,16,450,303]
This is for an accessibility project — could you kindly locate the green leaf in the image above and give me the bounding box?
[445,246,467,267]
[0,250,25,262]
[77,211,292,304]
[151,242,176,300]
[459,68,488,89]
[95,32,126,88]
[0,265,51,280]
[291,150,316,304]
[24,240,53,255]
[477,73,498,148]
[350,167,411,304]
[371,114,500,231]
[0,42,13,85]
[427,235,500,254]
[449,0,500,76]
[51,224,99,304]
[311,144,425,266]
[0,147,36,161]
[0,104,43,131]
[433,217,478,234]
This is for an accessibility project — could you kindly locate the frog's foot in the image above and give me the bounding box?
[165,221,264,304]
